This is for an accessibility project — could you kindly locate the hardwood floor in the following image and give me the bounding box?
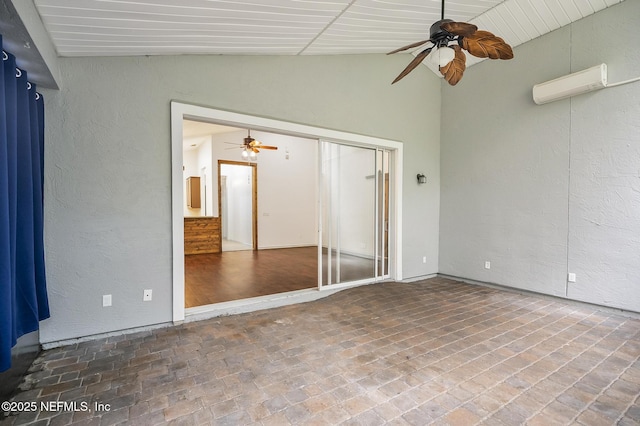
[185,246,317,307]
[184,246,378,307]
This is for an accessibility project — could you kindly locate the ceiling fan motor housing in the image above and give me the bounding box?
[430,19,455,46]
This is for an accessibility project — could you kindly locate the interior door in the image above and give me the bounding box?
[319,141,390,288]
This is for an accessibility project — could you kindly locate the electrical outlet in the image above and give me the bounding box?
[102,294,112,307]
[484,261,491,270]
[422,256,427,264]
[568,273,576,283]
[143,289,152,301]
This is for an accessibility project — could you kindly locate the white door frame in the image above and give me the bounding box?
[171,101,403,322]
[317,142,393,290]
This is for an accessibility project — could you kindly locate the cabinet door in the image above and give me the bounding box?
[187,176,201,208]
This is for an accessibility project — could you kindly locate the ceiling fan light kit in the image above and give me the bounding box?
[241,148,257,160]
[231,130,278,160]
[428,46,456,67]
[387,0,513,86]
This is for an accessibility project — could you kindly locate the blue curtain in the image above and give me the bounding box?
[0,36,49,372]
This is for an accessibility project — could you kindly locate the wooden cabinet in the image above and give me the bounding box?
[184,217,221,254]
[186,176,201,208]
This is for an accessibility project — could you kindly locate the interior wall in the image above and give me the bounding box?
[40,53,440,344]
[197,138,213,216]
[211,130,318,249]
[440,0,640,313]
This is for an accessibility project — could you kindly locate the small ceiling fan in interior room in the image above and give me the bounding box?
[387,0,514,86]
[226,129,278,160]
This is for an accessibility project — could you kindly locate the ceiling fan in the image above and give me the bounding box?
[387,0,513,86]
[227,130,278,160]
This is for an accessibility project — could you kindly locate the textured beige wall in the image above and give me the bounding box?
[440,0,640,312]
[40,53,441,343]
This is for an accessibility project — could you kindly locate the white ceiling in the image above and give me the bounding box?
[29,0,625,151]
[183,120,240,151]
[33,0,624,67]
[183,120,238,139]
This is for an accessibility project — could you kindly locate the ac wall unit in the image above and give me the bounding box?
[532,64,607,105]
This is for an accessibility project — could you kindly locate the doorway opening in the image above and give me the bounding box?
[219,161,257,252]
[171,102,403,322]
[182,123,318,308]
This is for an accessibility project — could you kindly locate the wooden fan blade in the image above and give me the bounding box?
[391,47,433,84]
[258,146,278,150]
[440,45,466,86]
[441,21,477,37]
[387,39,431,55]
[461,30,514,60]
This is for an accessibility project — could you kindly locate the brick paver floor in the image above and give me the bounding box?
[2,277,639,425]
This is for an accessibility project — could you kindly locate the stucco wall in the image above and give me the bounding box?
[440,0,640,312]
[40,53,441,343]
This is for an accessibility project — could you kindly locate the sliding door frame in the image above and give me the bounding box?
[171,102,403,322]
[318,142,393,290]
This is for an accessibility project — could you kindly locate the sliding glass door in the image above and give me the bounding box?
[319,141,391,288]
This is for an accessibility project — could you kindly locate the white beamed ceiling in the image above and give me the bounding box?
[34,0,624,61]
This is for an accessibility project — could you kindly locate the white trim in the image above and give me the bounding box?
[171,101,403,322]
[184,288,342,323]
[317,143,397,290]
[393,146,403,281]
[171,102,186,322]
[176,103,403,149]
[319,278,389,292]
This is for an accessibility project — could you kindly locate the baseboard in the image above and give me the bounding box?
[41,322,173,350]
[258,244,316,250]
[437,273,640,318]
[401,273,438,283]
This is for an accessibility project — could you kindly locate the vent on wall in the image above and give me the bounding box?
[533,64,607,105]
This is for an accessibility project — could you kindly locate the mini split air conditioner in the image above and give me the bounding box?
[532,64,607,105]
